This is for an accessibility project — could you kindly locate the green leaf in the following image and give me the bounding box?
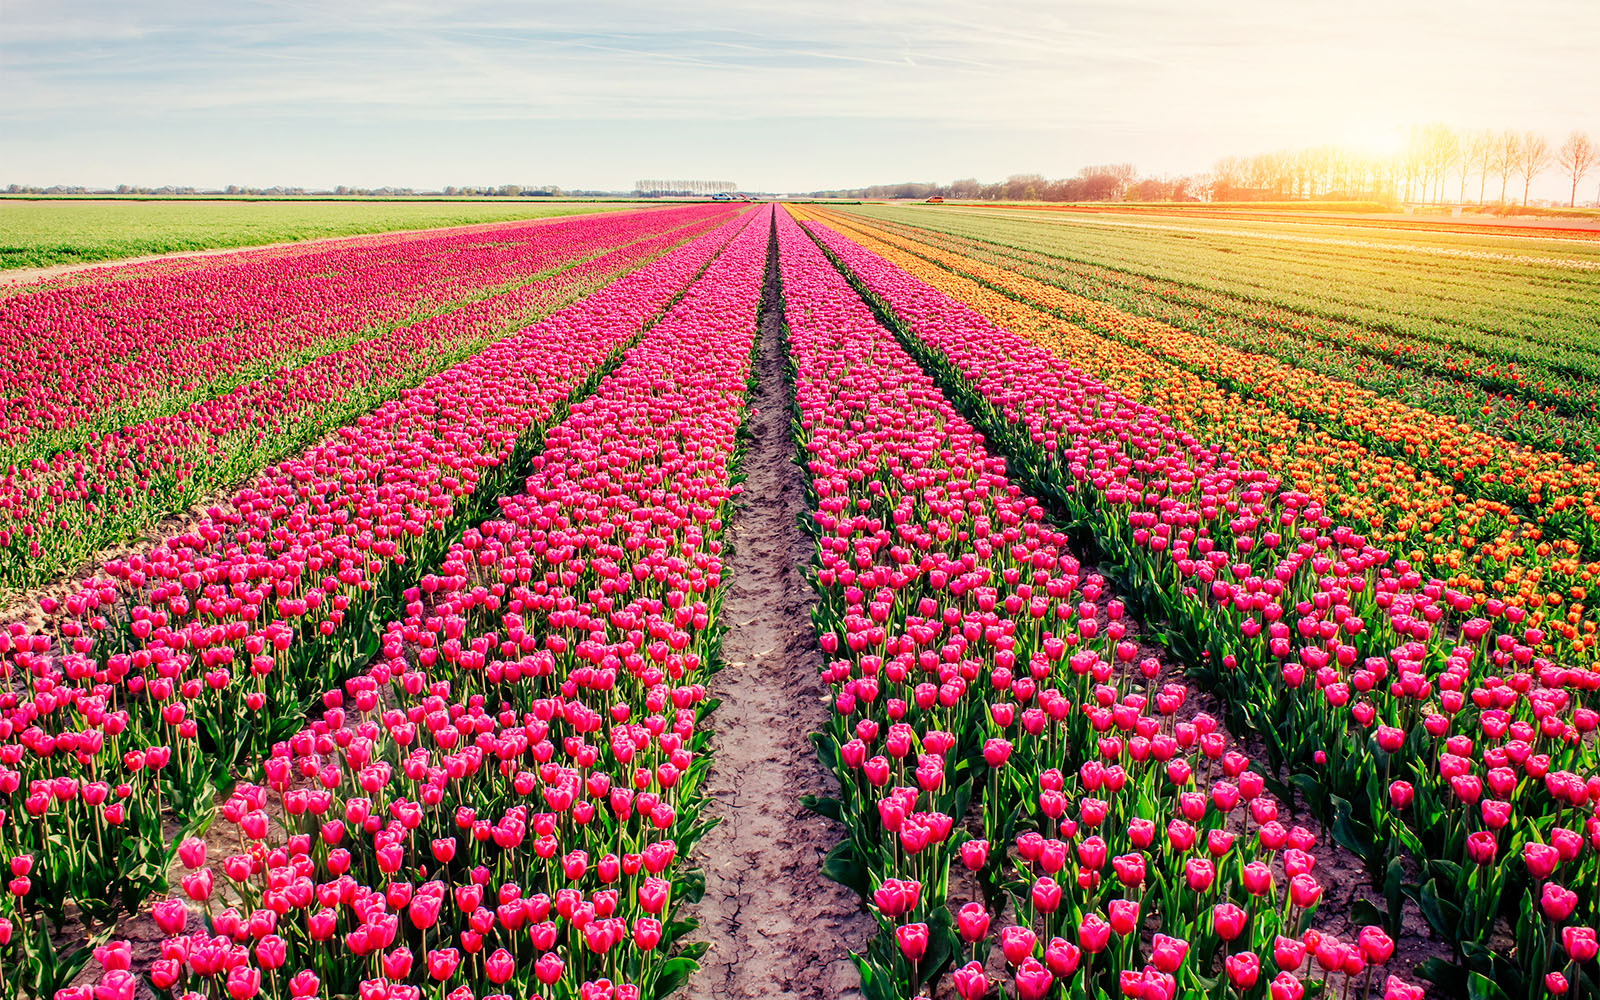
[1349,898,1384,928]
[678,941,710,962]
[1289,772,1328,813]
[1384,856,1406,933]
[849,953,900,1000]
[1467,971,1510,1000]
[1428,859,1464,885]
[1419,879,1459,941]
[651,956,700,999]
[661,918,699,949]
[821,840,869,898]
[1329,795,1374,861]
[800,794,844,822]
[676,869,708,904]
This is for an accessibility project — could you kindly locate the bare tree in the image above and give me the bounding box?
[1211,156,1245,199]
[1451,131,1473,204]
[1107,163,1136,199]
[1400,143,1423,203]
[1003,173,1045,201]
[1557,131,1598,208]
[1472,129,1494,203]
[1426,124,1456,204]
[1405,125,1430,202]
[1518,131,1551,206]
[1491,129,1519,203]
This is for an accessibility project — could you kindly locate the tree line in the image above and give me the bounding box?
[1214,126,1597,207]
[811,126,1599,208]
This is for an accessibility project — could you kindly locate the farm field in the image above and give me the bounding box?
[5,200,1598,1000]
[0,199,637,272]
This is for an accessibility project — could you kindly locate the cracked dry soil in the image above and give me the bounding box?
[686,231,871,1000]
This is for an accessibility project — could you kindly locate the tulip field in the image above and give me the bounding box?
[1,199,1597,1000]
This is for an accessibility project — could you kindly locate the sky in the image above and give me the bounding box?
[4,0,1599,197]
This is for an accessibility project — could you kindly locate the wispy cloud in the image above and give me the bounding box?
[2,0,1597,190]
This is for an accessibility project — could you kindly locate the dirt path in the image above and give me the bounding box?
[687,227,870,1000]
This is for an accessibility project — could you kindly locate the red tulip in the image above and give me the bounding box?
[536,952,566,985]
[952,960,988,1000]
[957,902,991,943]
[1108,898,1140,935]
[1525,842,1561,880]
[287,971,321,999]
[1002,925,1038,964]
[1044,936,1080,977]
[1226,951,1261,989]
[1543,883,1579,921]
[1031,876,1062,914]
[1014,958,1054,1000]
[1150,933,1188,973]
[1466,831,1498,866]
[1274,935,1306,972]
[1079,913,1111,954]
[427,948,460,981]
[1213,902,1247,941]
[1358,926,1394,964]
[485,947,515,984]
[1269,972,1305,1000]
[896,922,929,962]
[1562,926,1598,963]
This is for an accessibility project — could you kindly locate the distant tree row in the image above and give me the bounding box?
[4,184,204,195]
[812,126,1598,208]
[441,185,564,197]
[811,166,1157,203]
[1215,126,1598,207]
[634,180,737,196]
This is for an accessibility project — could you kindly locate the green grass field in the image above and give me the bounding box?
[846,203,1600,368]
[0,199,637,271]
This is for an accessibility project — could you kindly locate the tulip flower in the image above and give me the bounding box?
[1562,926,1598,963]
[896,922,929,963]
[957,902,991,943]
[1226,952,1261,990]
[1542,883,1579,921]
[1466,831,1499,866]
[536,952,566,985]
[952,960,988,1000]
[1358,926,1394,965]
[1044,937,1081,978]
[1014,958,1054,1000]
[1213,902,1247,942]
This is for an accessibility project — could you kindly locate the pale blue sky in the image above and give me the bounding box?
[4,0,1598,193]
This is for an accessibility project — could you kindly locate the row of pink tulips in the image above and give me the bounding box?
[800,213,1599,999]
[775,208,1422,999]
[0,206,705,459]
[61,205,774,1000]
[0,207,737,588]
[0,209,758,996]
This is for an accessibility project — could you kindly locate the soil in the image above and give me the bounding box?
[685,231,871,1000]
